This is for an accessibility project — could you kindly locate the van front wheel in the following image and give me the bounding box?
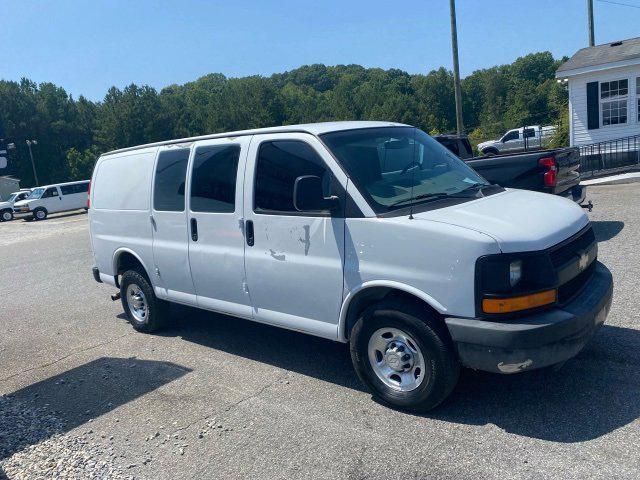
[350,300,460,412]
[1,209,13,222]
[33,208,47,221]
[120,269,169,333]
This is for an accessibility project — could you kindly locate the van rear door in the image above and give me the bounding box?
[151,146,197,305]
[187,137,253,318]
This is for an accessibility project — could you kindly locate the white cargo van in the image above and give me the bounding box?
[14,180,89,220]
[89,122,612,411]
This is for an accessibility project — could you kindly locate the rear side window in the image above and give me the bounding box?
[60,183,89,195]
[254,141,329,213]
[190,144,240,213]
[154,149,189,212]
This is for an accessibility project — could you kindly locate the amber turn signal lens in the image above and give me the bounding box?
[482,289,557,314]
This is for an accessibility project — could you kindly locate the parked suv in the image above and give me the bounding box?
[0,190,31,221]
[14,180,89,220]
[89,121,612,411]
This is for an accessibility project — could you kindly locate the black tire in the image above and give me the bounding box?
[350,299,460,412]
[119,269,169,333]
[33,207,48,221]
[0,209,13,222]
[482,148,498,156]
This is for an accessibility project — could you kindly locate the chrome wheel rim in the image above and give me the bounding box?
[36,210,45,219]
[1,211,11,221]
[126,284,148,323]
[367,327,427,392]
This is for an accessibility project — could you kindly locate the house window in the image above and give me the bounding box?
[601,79,628,126]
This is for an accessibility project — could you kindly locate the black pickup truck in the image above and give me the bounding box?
[434,134,587,205]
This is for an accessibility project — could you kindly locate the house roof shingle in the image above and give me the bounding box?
[557,37,640,74]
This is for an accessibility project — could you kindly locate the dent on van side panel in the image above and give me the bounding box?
[342,216,500,323]
[89,149,157,279]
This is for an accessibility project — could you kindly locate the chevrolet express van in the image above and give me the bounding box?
[14,180,90,220]
[89,122,613,411]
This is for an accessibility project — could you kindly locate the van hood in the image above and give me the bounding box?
[412,189,589,253]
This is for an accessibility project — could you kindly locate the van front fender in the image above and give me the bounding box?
[337,280,447,342]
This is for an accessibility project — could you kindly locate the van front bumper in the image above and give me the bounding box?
[445,261,613,374]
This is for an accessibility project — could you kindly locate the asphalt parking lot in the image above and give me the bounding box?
[1,184,639,479]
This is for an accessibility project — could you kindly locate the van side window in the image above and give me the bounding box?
[60,185,73,195]
[255,141,329,213]
[42,187,59,198]
[190,145,240,213]
[153,149,189,212]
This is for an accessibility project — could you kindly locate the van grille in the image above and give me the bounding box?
[558,261,596,304]
[549,227,596,268]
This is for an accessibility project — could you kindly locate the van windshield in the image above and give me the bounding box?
[26,188,44,200]
[321,127,488,214]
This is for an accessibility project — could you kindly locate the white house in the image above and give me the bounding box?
[556,37,640,148]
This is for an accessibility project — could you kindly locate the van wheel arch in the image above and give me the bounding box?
[114,251,151,288]
[343,288,447,341]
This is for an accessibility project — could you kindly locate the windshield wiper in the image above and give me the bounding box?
[390,191,472,207]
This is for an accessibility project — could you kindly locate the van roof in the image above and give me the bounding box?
[33,180,89,189]
[103,121,410,156]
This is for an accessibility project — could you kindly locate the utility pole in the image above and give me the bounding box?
[26,139,39,186]
[587,0,595,47]
[449,0,464,135]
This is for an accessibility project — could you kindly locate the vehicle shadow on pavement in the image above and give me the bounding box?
[160,306,639,443]
[0,357,191,461]
[591,220,624,242]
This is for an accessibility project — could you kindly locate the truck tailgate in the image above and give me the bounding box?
[553,147,581,195]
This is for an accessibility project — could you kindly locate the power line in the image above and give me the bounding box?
[595,0,640,9]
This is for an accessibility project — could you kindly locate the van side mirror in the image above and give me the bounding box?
[293,175,339,213]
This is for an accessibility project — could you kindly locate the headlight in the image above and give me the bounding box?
[509,259,522,287]
[475,253,556,316]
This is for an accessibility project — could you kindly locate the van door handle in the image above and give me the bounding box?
[191,218,198,241]
[245,220,254,246]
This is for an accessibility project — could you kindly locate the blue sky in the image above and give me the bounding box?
[2,0,639,101]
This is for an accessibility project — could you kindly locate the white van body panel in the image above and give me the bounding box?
[90,148,157,282]
[342,217,500,325]
[242,132,348,340]
[150,145,197,306]
[187,136,253,320]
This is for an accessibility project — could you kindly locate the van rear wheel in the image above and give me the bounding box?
[120,269,169,333]
[350,299,460,412]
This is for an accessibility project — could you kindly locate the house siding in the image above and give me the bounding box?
[568,64,640,146]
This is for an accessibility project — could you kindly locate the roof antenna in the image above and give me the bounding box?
[409,127,417,220]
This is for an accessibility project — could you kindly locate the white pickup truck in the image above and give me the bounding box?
[0,190,31,221]
[478,125,557,155]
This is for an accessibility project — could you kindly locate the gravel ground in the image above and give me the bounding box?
[0,186,639,479]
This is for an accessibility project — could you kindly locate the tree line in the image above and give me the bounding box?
[0,51,568,187]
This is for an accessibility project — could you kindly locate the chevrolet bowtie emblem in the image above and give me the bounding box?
[578,251,589,271]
